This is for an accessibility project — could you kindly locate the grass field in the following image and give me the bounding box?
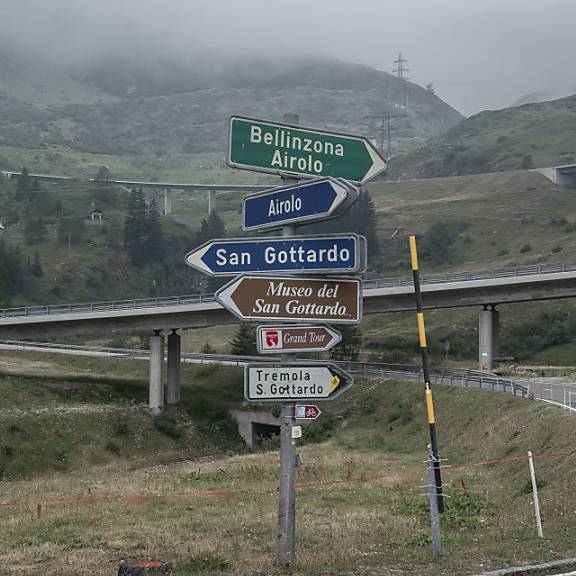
[0,349,576,575]
[368,170,576,273]
[0,351,245,480]
[173,169,576,363]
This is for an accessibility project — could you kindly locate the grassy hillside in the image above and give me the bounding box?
[0,174,216,307]
[4,160,576,364]
[0,351,244,479]
[387,94,576,179]
[174,170,576,364]
[1,167,565,366]
[365,170,576,365]
[172,169,576,275]
[1,350,575,574]
[369,170,576,272]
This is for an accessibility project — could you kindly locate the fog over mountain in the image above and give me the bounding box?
[0,0,575,115]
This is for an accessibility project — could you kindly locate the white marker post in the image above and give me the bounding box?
[528,450,543,538]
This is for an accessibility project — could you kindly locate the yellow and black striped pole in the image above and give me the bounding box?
[409,235,444,513]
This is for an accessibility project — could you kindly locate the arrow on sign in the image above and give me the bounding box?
[244,363,353,402]
[228,116,387,184]
[257,325,342,354]
[215,275,362,324]
[185,235,364,276]
[243,177,357,232]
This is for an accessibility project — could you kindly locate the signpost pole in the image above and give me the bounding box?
[225,112,360,567]
[277,403,297,565]
[428,446,442,554]
[276,113,299,567]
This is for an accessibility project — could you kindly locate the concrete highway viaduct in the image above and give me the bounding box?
[1,264,576,411]
[0,170,270,216]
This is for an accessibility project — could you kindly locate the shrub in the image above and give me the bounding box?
[178,553,229,573]
[443,488,493,528]
[521,154,534,169]
[153,413,184,439]
[420,221,466,264]
[105,441,121,455]
[112,421,130,436]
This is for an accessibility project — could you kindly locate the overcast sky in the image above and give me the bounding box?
[1,0,575,115]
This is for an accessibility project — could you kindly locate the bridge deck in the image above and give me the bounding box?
[1,264,576,338]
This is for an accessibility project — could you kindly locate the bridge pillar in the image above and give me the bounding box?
[149,331,165,412]
[208,189,215,214]
[166,330,181,405]
[557,169,576,187]
[164,188,172,216]
[479,305,499,371]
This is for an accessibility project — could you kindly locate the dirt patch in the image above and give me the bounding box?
[0,403,147,419]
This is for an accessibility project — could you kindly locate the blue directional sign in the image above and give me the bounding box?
[243,177,357,232]
[185,234,365,276]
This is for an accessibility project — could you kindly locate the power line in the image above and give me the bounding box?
[365,111,407,160]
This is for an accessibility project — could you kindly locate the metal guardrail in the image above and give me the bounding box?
[0,339,532,400]
[334,360,532,399]
[0,294,217,320]
[0,263,575,321]
[362,263,576,290]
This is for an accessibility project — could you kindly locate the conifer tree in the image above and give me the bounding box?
[24,217,47,244]
[330,325,362,361]
[15,167,31,201]
[95,166,111,182]
[230,324,257,356]
[0,240,29,301]
[194,210,226,246]
[356,191,381,261]
[31,252,43,277]
[143,198,164,262]
[306,190,381,268]
[125,190,166,267]
[29,178,41,201]
[124,188,147,266]
[57,217,86,245]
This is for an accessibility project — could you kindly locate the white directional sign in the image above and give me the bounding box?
[244,363,353,402]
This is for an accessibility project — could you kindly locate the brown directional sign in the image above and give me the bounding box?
[215,275,362,324]
[257,325,342,354]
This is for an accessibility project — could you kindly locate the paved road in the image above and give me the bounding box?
[0,339,539,402]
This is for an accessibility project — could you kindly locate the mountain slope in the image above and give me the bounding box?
[0,53,463,180]
[387,94,576,180]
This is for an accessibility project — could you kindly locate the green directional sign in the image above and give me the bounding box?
[227,116,387,184]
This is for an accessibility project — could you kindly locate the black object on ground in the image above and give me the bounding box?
[118,560,172,575]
